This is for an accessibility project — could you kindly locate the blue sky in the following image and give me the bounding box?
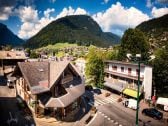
[0,0,167,39]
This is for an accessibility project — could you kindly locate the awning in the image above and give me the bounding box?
[104,82,126,92]
[123,88,141,98]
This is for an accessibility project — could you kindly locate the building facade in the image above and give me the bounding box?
[0,51,26,76]
[14,61,84,119]
[104,60,152,100]
[75,58,86,76]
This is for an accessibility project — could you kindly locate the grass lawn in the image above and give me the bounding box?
[37,43,78,51]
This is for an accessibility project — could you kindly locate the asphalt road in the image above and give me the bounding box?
[85,89,166,126]
[0,79,35,126]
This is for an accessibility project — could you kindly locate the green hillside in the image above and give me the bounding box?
[136,14,168,52]
[25,15,120,49]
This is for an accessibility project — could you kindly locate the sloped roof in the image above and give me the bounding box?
[45,83,85,108]
[18,62,49,94]
[0,51,26,59]
[49,61,69,88]
[17,61,79,94]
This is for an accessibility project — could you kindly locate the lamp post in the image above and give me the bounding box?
[127,53,141,126]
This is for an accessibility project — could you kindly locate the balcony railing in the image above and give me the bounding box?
[104,69,144,81]
[62,75,73,84]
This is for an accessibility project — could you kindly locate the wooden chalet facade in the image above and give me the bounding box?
[14,61,85,119]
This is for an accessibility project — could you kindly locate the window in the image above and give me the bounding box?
[106,73,109,78]
[128,68,132,74]
[121,67,124,72]
[112,66,117,71]
[136,69,139,76]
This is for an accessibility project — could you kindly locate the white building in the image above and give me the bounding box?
[75,58,86,76]
[104,60,152,100]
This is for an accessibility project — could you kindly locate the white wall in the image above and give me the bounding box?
[108,63,145,78]
[144,67,152,100]
[106,62,153,100]
[75,59,86,75]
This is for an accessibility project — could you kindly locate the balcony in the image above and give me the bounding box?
[63,77,82,88]
[62,75,73,84]
[104,69,144,81]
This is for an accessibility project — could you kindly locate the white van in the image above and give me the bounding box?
[123,99,137,110]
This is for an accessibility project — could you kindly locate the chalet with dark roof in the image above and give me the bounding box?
[0,51,26,76]
[14,61,84,118]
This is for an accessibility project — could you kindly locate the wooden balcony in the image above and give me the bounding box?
[62,75,73,84]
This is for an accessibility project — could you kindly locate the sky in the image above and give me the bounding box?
[0,0,168,39]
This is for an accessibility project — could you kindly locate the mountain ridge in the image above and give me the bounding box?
[25,15,120,48]
[0,23,24,46]
[136,14,168,52]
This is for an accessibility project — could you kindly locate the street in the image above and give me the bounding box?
[84,89,166,126]
[0,77,35,126]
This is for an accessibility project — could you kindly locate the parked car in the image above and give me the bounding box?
[93,89,102,95]
[123,99,137,110]
[142,108,163,120]
[85,85,93,91]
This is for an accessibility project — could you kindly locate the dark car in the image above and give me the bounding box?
[142,108,163,120]
[85,85,93,91]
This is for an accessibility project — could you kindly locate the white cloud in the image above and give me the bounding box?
[18,6,88,39]
[146,0,153,8]
[0,7,13,20]
[17,6,39,23]
[92,2,149,35]
[151,7,168,18]
[17,6,39,38]
[44,8,55,18]
[56,6,87,19]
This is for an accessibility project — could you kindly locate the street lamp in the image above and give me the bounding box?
[127,53,141,126]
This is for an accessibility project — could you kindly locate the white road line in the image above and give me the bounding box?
[95,99,106,105]
[88,96,118,107]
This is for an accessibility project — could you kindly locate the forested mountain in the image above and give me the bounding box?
[25,15,120,48]
[136,14,168,52]
[0,23,24,46]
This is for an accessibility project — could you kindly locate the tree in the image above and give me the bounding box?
[4,45,12,51]
[25,48,31,57]
[118,28,150,61]
[30,50,39,58]
[105,49,119,60]
[152,44,168,96]
[85,47,104,88]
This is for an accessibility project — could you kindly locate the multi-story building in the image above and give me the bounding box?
[14,61,84,119]
[0,51,26,76]
[104,60,152,100]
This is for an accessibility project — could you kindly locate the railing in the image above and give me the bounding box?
[62,75,73,84]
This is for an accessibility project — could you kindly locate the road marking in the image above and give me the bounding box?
[107,118,111,121]
[115,122,119,125]
[99,111,123,126]
[88,96,118,107]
